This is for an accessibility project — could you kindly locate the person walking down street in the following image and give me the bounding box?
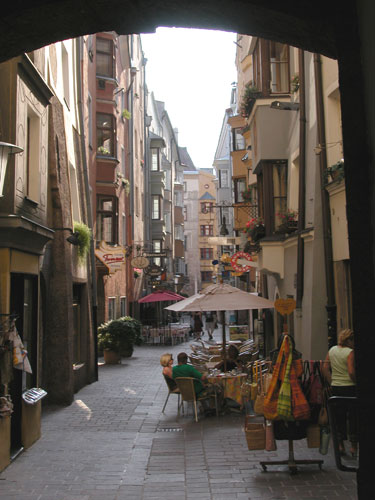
[322,329,358,457]
[193,312,203,340]
[205,312,216,340]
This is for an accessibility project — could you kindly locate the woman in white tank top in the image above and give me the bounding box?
[322,329,357,457]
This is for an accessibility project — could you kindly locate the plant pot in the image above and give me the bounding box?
[249,226,266,242]
[276,222,298,234]
[120,345,134,358]
[103,349,121,364]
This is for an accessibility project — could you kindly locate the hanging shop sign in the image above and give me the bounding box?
[130,256,150,269]
[275,298,296,316]
[145,264,162,277]
[145,252,167,258]
[231,251,253,272]
[95,241,125,274]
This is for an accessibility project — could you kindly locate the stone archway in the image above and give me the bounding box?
[1,1,374,497]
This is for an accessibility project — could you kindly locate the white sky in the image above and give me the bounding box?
[141,28,237,170]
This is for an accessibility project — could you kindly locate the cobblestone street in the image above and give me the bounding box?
[0,333,358,499]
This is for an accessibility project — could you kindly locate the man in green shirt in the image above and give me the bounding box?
[172,352,207,396]
[172,352,223,414]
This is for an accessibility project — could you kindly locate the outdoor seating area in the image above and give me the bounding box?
[142,323,191,345]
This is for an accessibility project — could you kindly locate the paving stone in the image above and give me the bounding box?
[0,337,358,499]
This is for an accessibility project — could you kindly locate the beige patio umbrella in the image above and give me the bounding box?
[165,283,274,369]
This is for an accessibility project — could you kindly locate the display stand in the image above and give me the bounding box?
[260,439,323,474]
[260,299,324,474]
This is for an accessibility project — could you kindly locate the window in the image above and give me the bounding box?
[62,43,70,108]
[108,297,116,320]
[122,213,126,246]
[183,206,188,221]
[120,146,126,177]
[164,169,171,190]
[258,161,287,233]
[151,148,159,171]
[96,195,117,243]
[152,195,161,220]
[200,248,213,260]
[184,235,188,249]
[69,162,81,222]
[152,240,162,267]
[175,225,184,240]
[184,181,187,192]
[219,170,229,188]
[201,271,213,282]
[201,202,214,213]
[120,297,126,317]
[87,93,93,148]
[26,107,40,203]
[272,163,288,229]
[200,225,213,236]
[164,212,171,232]
[96,37,114,78]
[269,42,290,93]
[174,191,183,207]
[97,113,115,156]
[234,178,246,203]
[232,128,245,151]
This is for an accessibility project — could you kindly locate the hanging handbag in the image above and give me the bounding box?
[254,366,265,415]
[265,419,277,451]
[290,359,311,420]
[319,425,331,455]
[250,362,258,400]
[263,336,288,420]
[277,337,293,420]
[307,424,321,448]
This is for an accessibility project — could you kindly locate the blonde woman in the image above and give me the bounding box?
[160,353,174,379]
[322,329,357,457]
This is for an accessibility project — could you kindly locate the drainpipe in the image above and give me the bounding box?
[314,53,337,347]
[296,49,306,308]
[76,37,98,381]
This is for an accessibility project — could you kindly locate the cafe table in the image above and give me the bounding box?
[207,372,248,407]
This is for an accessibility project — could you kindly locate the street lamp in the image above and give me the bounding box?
[0,142,23,197]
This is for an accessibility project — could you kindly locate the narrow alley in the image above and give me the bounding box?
[0,332,357,500]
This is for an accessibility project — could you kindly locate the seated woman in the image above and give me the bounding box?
[214,344,242,372]
[160,353,177,390]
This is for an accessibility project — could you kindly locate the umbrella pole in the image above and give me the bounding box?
[221,310,226,372]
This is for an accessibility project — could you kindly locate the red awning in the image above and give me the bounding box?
[138,290,184,303]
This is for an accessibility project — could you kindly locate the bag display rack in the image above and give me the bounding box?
[260,439,323,474]
[259,334,325,474]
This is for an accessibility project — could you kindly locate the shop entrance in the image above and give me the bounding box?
[9,274,38,458]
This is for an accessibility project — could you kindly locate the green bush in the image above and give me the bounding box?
[97,316,143,354]
[73,221,92,262]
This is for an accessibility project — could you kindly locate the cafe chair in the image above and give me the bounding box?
[162,374,181,414]
[174,377,218,422]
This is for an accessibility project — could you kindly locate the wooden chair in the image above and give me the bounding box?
[162,374,181,413]
[174,377,218,422]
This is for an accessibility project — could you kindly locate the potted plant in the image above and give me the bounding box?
[73,221,92,262]
[291,74,300,93]
[241,186,253,203]
[325,159,345,184]
[244,217,265,242]
[98,316,143,364]
[275,210,298,234]
[97,145,110,156]
[116,173,130,194]
[240,83,261,118]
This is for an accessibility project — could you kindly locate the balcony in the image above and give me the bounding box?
[151,171,165,197]
[151,219,166,240]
